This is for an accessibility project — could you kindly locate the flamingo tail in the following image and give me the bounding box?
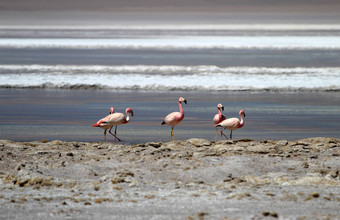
[161,121,166,126]
[92,120,105,127]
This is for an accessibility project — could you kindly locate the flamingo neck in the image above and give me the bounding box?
[218,108,222,120]
[239,113,245,127]
[178,101,184,118]
[125,109,131,122]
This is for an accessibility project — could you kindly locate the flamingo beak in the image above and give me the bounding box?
[131,111,134,116]
[243,112,246,117]
[184,99,187,104]
[221,106,224,111]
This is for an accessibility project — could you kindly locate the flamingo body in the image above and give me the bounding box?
[93,107,133,141]
[161,97,187,141]
[216,109,246,139]
[213,103,226,141]
[162,112,183,127]
[218,117,243,130]
[213,113,226,125]
[106,113,129,125]
[92,107,115,141]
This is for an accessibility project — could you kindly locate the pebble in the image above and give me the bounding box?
[93,182,99,191]
[301,162,309,168]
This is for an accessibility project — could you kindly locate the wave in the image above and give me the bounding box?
[1,65,340,75]
[1,65,339,92]
[2,24,340,31]
[1,37,340,49]
[1,83,339,92]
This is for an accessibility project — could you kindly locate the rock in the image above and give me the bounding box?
[95,198,106,204]
[100,175,110,183]
[301,162,309,168]
[270,212,279,218]
[34,176,44,185]
[276,140,288,146]
[70,142,80,148]
[237,138,253,142]
[15,163,25,171]
[93,182,99,191]
[16,175,31,187]
[306,192,320,201]
[111,177,125,184]
[187,138,211,147]
[42,177,54,186]
[262,211,270,216]
[310,192,320,198]
[39,139,48,143]
[247,144,271,154]
[326,169,339,179]
[117,170,134,177]
[145,142,162,148]
[292,141,309,147]
[223,174,234,182]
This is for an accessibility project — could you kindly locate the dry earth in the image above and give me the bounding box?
[0,137,339,219]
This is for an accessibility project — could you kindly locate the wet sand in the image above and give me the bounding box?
[0,137,339,219]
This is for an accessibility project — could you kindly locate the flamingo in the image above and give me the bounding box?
[215,109,246,139]
[213,103,226,141]
[161,97,187,141]
[92,107,115,141]
[92,107,134,141]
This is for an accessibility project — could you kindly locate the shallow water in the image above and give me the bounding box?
[1,89,339,144]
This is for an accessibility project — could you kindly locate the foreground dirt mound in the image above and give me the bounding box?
[0,138,339,219]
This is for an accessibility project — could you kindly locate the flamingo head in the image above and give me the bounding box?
[217,103,224,111]
[109,107,115,114]
[239,109,246,117]
[126,108,134,116]
[179,97,187,104]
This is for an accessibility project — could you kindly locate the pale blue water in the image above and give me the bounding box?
[0,89,339,144]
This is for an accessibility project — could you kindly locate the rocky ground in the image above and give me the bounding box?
[0,137,339,219]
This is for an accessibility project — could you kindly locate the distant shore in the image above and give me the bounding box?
[0,137,339,219]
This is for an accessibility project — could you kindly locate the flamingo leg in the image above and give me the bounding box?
[220,129,229,139]
[171,126,174,141]
[230,130,233,139]
[104,129,107,141]
[109,126,121,142]
[215,128,218,142]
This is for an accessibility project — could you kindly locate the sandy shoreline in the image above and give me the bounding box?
[0,137,339,219]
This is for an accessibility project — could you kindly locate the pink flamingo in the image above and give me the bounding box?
[161,97,187,141]
[92,107,115,141]
[215,109,246,139]
[92,107,134,141]
[213,103,226,141]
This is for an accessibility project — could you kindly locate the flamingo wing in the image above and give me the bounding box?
[213,113,227,125]
[218,118,240,130]
[106,113,126,125]
[163,112,181,126]
[213,113,220,124]
[221,114,226,121]
[92,112,115,127]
